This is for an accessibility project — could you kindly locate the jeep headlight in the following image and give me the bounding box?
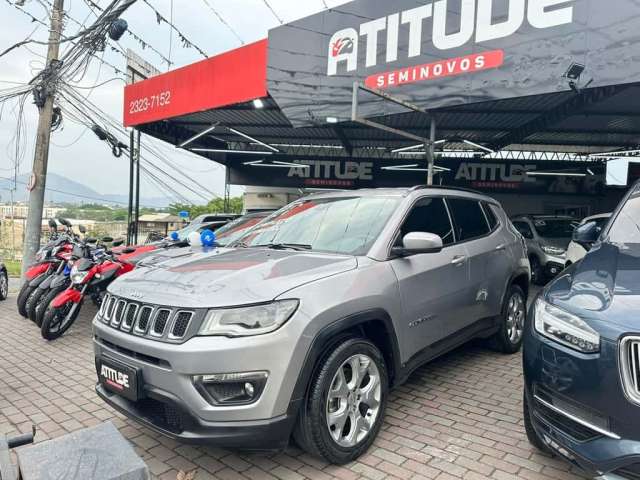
[199,300,299,337]
[70,265,89,285]
[534,299,599,353]
[541,245,566,256]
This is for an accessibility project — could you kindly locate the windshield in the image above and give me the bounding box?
[214,215,266,246]
[231,196,400,255]
[532,219,576,238]
[608,186,640,244]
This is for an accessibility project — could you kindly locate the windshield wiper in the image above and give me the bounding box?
[256,243,312,251]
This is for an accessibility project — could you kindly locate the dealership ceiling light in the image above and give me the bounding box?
[178,123,219,148]
[252,143,344,150]
[391,139,446,154]
[243,160,310,169]
[228,127,280,152]
[589,149,640,158]
[191,148,273,155]
[526,171,587,177]
[326,116,339,124]
[252,98,265,109]
[462,139,495,154]
[381,164,451,172]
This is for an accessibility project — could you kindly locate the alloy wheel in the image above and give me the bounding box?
[326,354,381,448]
[506,292,525,344]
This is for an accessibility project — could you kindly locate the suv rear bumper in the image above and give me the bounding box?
[96,382,297,449]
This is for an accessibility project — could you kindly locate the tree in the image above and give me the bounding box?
[169,196,244,218]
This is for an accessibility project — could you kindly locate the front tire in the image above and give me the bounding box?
[491,285,526,354]
[294,338,388,464]
[40,300,82,340]
[27,287,47,322]
[35,284,68,327]
[17,283,35,317]
[0,270,8,301]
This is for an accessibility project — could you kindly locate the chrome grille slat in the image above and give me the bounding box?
[121,303,138,332]
[151,309,172,337]
[169,311,193,339]
[620,337,640,406]
[135,306,153,334]
[104,296,117,322]
[111,300,127,327]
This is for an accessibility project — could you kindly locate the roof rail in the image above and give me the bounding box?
[409,185,485,196]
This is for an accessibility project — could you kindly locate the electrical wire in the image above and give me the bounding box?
[142,0,208,58]
[262,0,283,24]
[199,0,244,45]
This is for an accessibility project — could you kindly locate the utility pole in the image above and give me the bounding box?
[21,0,65,277]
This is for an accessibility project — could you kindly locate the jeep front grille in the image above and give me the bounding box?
[620,336,640,405]
[97,295,195,342]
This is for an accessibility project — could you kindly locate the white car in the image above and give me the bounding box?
[565,213,611,266]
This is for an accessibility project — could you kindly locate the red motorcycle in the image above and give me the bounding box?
[39,245,156,340]
[16,219,76,317]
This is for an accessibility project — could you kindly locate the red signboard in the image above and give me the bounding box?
[123,39,268,127]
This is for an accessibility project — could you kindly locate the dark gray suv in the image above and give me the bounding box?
[93,187,529,463]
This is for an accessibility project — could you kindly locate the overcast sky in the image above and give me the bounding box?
[0,0,350,205]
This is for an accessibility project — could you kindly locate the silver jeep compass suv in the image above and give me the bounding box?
[93,187,530,464]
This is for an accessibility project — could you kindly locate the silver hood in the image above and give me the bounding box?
[108,247,357,308]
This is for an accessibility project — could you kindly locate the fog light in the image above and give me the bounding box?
[244,382,255,398]
[193,371,267,406]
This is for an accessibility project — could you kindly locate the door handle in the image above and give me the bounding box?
[451,255,467,266]
[495,244,506,251]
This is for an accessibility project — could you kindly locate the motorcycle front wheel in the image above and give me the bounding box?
[34,283,69,327]
[40,300,83,341]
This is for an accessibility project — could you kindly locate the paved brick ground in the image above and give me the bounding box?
[0,291,589,480]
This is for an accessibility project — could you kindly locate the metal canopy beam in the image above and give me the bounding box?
[332,125,353,155]
[489,85,630,151]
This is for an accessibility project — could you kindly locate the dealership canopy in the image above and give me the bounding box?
[123,0,640,191]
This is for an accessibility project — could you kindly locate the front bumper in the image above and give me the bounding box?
[524,320,640,478]
[95,383,295,449]
[93,315,308,448]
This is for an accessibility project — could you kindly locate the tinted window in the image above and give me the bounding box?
[532,219,575,238]
[448,198,490,241]
[482,203,499,230]
[399,197,454,245]
[512,221,531,237]
[609,188,640,244]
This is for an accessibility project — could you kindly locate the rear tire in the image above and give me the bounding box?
[523,390,553,454]
[0,271,8,301]
[40,300,82,341]
[17,283,35,317]
[491,285,526,354]
[293,337,388,464]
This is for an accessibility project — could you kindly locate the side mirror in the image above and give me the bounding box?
[79,225,87,234]
[48,218,58,229]
[112,239,124,247]
[102,236,114,243]
[86,237,97,244]
[58,218,70,227]
[392,232,443,257]
[573,221,600,247]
